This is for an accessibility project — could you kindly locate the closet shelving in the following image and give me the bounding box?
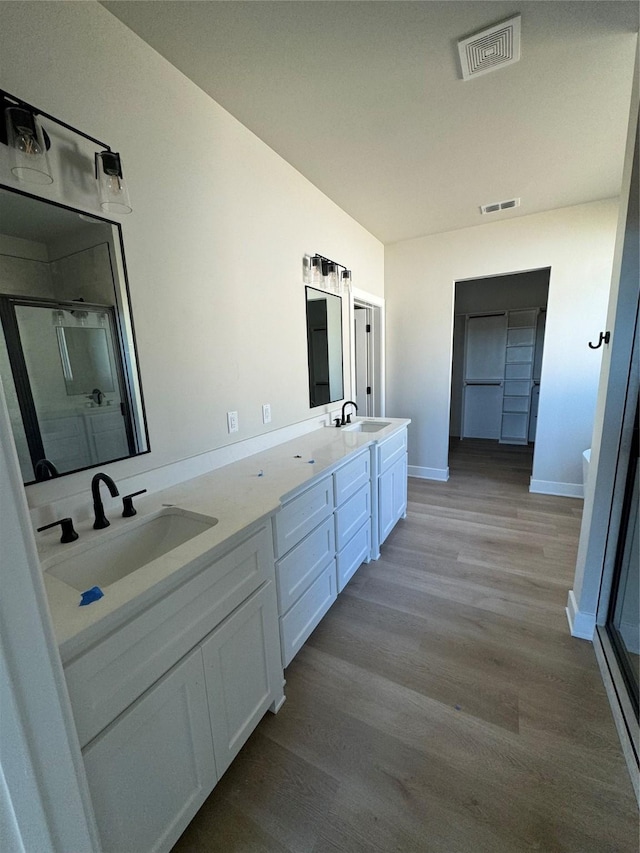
[500,308,538,445]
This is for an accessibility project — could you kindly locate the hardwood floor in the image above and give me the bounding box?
[172,439,638,853]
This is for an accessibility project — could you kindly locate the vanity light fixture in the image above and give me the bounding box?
[4,103,53,185]
[305,253,352,295]
[1,88,133,214]
[95,150,132,214]
[340,269,352,292]
[303,254,323,286]
[325,262,339,293]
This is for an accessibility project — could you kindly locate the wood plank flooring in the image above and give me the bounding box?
[172,439,638,852]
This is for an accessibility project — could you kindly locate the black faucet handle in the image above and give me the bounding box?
[122,489,147,518]
[334,417,342,428]
[37,517,79,544]
[346,413,352,423]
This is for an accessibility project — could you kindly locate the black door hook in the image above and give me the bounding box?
[588,331,610,349]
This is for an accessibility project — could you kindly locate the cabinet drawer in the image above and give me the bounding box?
[83,647,216,853]
[337,519,370,593]
[40,415,83,437]
[335,483,370,551]
[86,411,125,433]
[378,428,407,472]
[334,449,370,506]
[276,515,335,614]
[280,560,336,667]
[273,475,334,558]
[65,523,273,747]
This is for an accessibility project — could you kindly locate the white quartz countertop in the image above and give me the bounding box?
[40,417,409,660]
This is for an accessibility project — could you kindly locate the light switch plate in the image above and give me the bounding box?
[262,403,271,424]
[227,411,239,433]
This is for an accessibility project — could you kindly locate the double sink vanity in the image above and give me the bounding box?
[38,417,410,853]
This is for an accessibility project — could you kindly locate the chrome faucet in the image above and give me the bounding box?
[340,400,358,425]
[92,473,120,529]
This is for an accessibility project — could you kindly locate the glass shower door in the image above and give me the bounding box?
[606,440,639,718]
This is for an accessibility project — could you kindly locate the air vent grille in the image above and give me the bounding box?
[458,16,521,80]
[480,198,521,215]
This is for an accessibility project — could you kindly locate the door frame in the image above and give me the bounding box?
[0,380,100,851]
[350,288,385,417]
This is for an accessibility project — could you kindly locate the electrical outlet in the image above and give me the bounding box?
[227,411,239,433]
[262,403,271,424]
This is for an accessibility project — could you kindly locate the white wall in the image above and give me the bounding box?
[0,1,383,512]
[386,200,619,492]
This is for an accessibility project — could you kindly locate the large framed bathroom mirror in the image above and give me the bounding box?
[0,185,149,485]
[305,286,344,407]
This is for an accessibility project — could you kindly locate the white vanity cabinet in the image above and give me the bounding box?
[83,647,216,853]
[376,426,408,549]
[274,448,372,666]
[65,521,284,853]
[334,448,371,592]
[275,475,336,667]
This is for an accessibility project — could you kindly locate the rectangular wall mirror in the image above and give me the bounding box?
[305,286,344,407]
[0,185,149,485]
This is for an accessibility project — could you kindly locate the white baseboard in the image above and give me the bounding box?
[566,589,596,640]
[408,466,449,482]
[530,478,584,498]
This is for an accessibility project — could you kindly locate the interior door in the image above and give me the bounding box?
[354,306,371,415]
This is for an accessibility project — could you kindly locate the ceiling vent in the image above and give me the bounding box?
[480,198,521,215]
[458,15,521,81]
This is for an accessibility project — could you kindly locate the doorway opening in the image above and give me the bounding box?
[449,268,550,474]
[352,293,384,417]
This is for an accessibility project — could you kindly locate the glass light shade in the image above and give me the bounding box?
[326,262,339,293]
[340,269,352,294]
[5,106,53,185]
[310,256,322,285]
[302,254,312,284]
[96,151,132,214]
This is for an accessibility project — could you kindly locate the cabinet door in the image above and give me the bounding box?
[379,454,408,546]
[83,648,216,853]
[86,410,130,463]
[66,523,274,748]
[202,582,283,777]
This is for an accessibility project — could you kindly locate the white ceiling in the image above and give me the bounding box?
[101,1,639,244]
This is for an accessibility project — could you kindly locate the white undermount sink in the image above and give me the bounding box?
[342,419,391,433]
[43,507,218,592]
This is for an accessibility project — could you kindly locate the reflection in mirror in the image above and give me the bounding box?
[0,186,149,484]
[56,326,116,396]
[305,286,344,407]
